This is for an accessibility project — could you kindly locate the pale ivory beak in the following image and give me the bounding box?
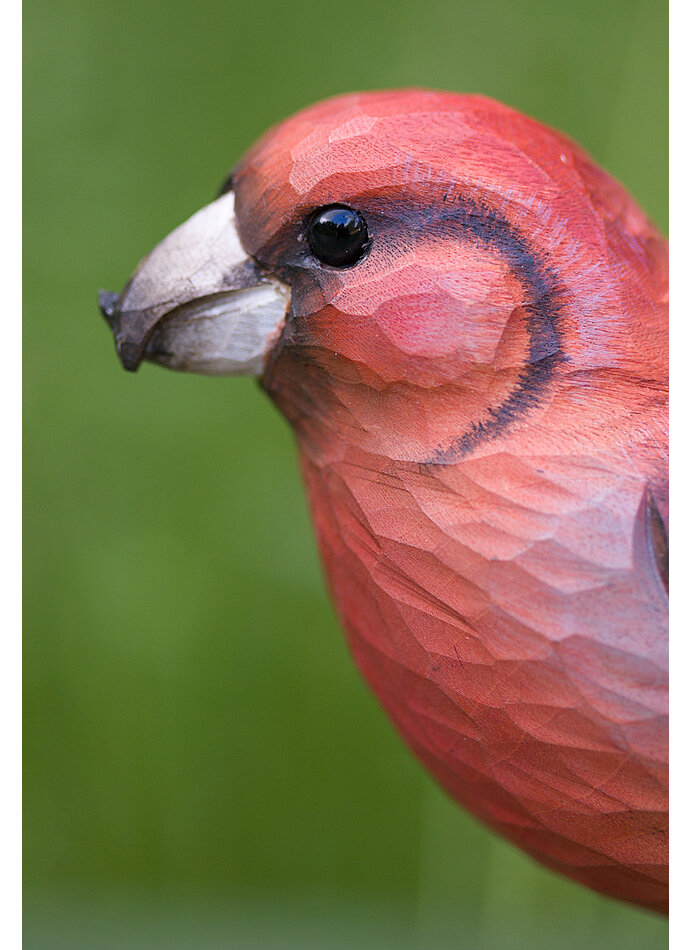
[99,191,290,375]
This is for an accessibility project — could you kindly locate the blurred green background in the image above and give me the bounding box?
[24,0,668,947]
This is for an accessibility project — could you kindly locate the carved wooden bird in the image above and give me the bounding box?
[99,90,668,913]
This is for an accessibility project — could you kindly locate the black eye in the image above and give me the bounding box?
[307,205,370,268]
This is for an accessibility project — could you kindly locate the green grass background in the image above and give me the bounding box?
[24,0,668,946]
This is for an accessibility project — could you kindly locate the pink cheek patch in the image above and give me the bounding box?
[363,247,526,368]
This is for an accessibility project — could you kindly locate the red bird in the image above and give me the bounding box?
[100,90,668,913]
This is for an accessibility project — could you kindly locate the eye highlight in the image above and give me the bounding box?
[307,205,370,268]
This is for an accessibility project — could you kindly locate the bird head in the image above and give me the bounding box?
[101,89,666,466]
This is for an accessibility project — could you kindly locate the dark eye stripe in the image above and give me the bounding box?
[411,192,564,465]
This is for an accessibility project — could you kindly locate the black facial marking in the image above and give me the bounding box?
[393,192,564,465]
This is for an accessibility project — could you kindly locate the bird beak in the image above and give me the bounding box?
[99,190,290,376]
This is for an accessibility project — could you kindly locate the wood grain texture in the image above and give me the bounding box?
[230,91,668,912]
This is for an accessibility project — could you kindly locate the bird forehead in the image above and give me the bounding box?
[241,100,473,195]
[239,89,568,182]
[287,135,404,194]
[232,90,583,252]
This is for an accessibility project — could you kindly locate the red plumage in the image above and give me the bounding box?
[102,90,668,912]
